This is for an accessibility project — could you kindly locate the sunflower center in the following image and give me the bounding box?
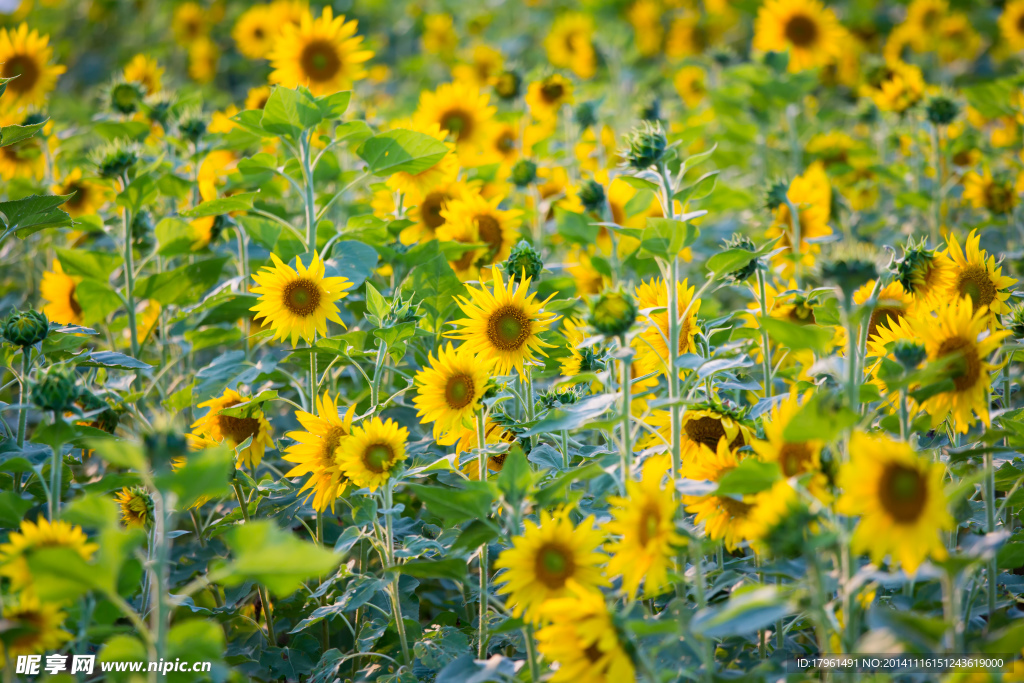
[364,443,394,473]
[867,305,904,339]
[253,27,265,40]
[584,643,604,663]
[784,14,819,47]
[68,284,83,317]
[486,305,531,351]
[476,214,503,259]
[440,108,474,141]
[219,414,261,445]
[300,40,343,82]
[1018,13,1024,32]
[419,191,450,232]
[64,183,87,210]
[719,496,754,518]
[955,264,996,311]
[444,373,476,410]
[985,183,1015,215]
[283,278,322,317]
[778,442,813,476]
[879,463,927,523]
[321,425,348,465]
[936,335,981,392]
[638,503,661,546]
[496,131,516,154]
[540,82,565,104]
[685,416,744,451]
[2,55,40,95]
[12,610,46,648]
[534,542,575,589]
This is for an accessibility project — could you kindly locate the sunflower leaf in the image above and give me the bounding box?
[357,129,449,176]
[260,86,323,139]
[0,119,46,148]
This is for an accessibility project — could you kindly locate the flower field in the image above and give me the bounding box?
[3,0,1024,681]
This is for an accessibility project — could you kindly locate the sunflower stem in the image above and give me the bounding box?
[755,267,773,400]
[121,173,139,359]
[619,343,634,493]
[983,449,997,619]
[233,481,277,646]
[523,624,541,682]
[370,341,387,410]
[383,479,411,666]
[48,412,64,521]
[475,409,489,658]
[301,130,318,255]
[317,510,330,651]
[16,348,30,449]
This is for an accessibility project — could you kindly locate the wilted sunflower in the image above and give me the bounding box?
[114,486,154,528]
[765,163,833,277]
[494,508,607,623]
[413,343,493,442]
[751,392,830,502]
[269,7,373,96]
[837,432,951,574]
[682,439,755,552]
[753,0,843,72]
[0,516,99,591]
[0,23,66,108]
[51,168,113,218]
[447,268,558,377]
[250,252,353,346]
[122,53,163,95]
[604,457,684,598]
[942,230,1017,315]
[40,260,83,326]
[632,277,701,376]
[535,586,636,682]
[413,81,496,155]
[438,191,522,280]
[283,391,355,512]
[233,4,279,60]
[384,122,459,204]
[525,74,574,122]
[998,0,1024,51]
[2,593,71,658]
[544,13,596,80]
[337,416,409,492]
[190,388,275,469]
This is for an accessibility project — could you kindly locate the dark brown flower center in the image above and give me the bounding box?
[284,278,322,316]
[2,55,40,94]
[879,462,927,523]
[219,412,261,445]
[778,442,813,477]
[685,416,744,451]
[785,14,819,48]
[867,305,905,339]
[486,305,531,351]
[69,284,83,318]
[534,542,575,589]
[584,643,604,663]
[936,335,981,392]
[956,264,996,311]
[64,183,87,210]
[420,191,450,232]
[364,443,394,473]
[540,81,565,104]
[496,130,516,154]
[476,214,503,260]
[300,40,342,82]
[718,496,754,518]
[440,108,473,141]
[444,373,475,409]
[638,503,661,546]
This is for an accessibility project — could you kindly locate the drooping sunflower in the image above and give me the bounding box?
[998,0,1024,52]
[604,457,684,598]
[114,486,154,528]
[494,509,607,623]
[544,13,596,80]
[40,260,83,326]
[51,168,113,218]
[895,240,956,309]
[911,299,1011,434]
[122,53,163,95]
[0,516,99,591]
[385,121,460,204]
[765,162,833,277]
[171,2,210,45]
[0,23,65,108]
[447,268,558,377]
[268,7,373,96]
[525,74,574,122]
[751,391,830,502]
[853,279,919,343]
[962,170,1018,216]
[942,230,1017,315]
[837,432,952,574]
[283,391,355,512]
[437,191,522,280]
[413,81,496,156]
[752,0,843,73]
[413,343,493,441]
[337,417,409,492]
[250,252,353,346]
[535,586,636,683]
[632,277,701,376]
[233,4,279,60]
[860,61,926,114]
[674,66,707,109]
[682,439,756,552]
[2,593,71,659]
[190,388,275,469]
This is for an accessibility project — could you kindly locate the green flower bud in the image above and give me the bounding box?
[95,142,139,179]
[892,339,927,371]
[510,159,538,187]
[109,81,145,115]
[578,179,606,213]
[178,109,207,143]
[722,233,759,283]
[504,240,544,283]
[574,101,598,129]
[925,96,959,126]
[589,288,637,338]
[821,243,879,299]
[32,366,78,413]
[764,180,790,211]
[2,309,49,348]
[1006,304,1024,340]
[623,121,667,170]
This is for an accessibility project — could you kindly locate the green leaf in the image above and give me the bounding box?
[450,520,500,555]
[154,446,233,508]
[86,438,147,470]
[79,351,152,371]
[760,317,833,353]
[714,458,780,495]
[54,247,122,281]
[0,193,73,238]
[357,129,450,176]
[672,170,719,204]
[364,282,388,322]
[706,248,758,278]
[134,257,229,306]
[522,393,619,436]
[555,207,599,245]
[638,216,701,260]
[64,492,120,529]
[316,91,352,120]
[179,191,259,218]
[93,120,151,142]
[260,86,322,139]
[326,240,378,288]
[0,119,46,148]
[617,176,660,193]
[116,174,158,215]
[220,520,343,595]
[74,280,122,325]
[691,586,795,638]
[0,491,32,527]
[155,217,196,256]
[407,482,494,525]
[391,558,467,583]
[781,391,859,443]
[167,619,224,680]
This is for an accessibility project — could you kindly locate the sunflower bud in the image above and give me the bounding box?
[722,233,759,283]
[510,159,538,187]
[764,180,790,211]
[589,288,638,338]
[623,121,667,170]
[493,70,522,100]
[574,100,598,129]
[1006,304,1024,340]
[146,96,175,126]
[108,81,145,115]
[539,385,584,409]
[892,339,926,371]
[2,309,49,348]
[32,366,78,413]
[504,240,544,283]
[578,179,606,213]
[95,142,139,180]
[178,109,207,143]
[896,238,940,298]
[821,244,879,300]
[925,96,959,126]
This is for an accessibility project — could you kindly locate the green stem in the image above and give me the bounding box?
[524,624,541,682]
[983,450,997,618]
[122,175,139,359]
[755,268,773,400]
[301,131,318,254]
[383,480,411,666]
[16,348,29,448]
[475,410,489,658]
[370,341,387,409]
[233,481,277,646]
[48,413,63,521]
[619,344,633,494]
[317,510,329,651]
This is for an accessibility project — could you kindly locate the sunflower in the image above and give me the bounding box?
[452,44,504,88]
[413,81,496,156]
[535,586,636,683]
[558,317,594,377]
[413,342,493,441]
[860,61,925,114]
[245,85,273,111]
[447,268,558,377]
[190,388,275,469]
[936,13,982,64]
[682,439,755,551]
[751,392,829,502]
[250,252,353,346]
[666,13,714,60]
[837,432,952,574]
[753,0,843,72]
[494,508,607,623]
[0,23,65,108]
[765,162,833,277]
[233,4,279,60]
[999,0,1024,52]
[172,2,209,45]
[896,240,957,308]
[51,168,113,218]
[744,480,819,558]
[545,13,596,80]
[604,457,684,598]
[962,170,1018,216]
[942,230,1017,316]
[628,0,665,58]
[114,486,154,528]
[437,190,522,280]
[337,416,409,492]
[674,66,707,109]
[853,279,919,343]
[40,260,83,326]
[482,119,521,167]
[188,37,219,84]
[421,14,458,55]
[385,122,460,204]
[269,7,373,96]
[912,299,1011,434]
[0,516,99,591]
[398,179,473,245]
[567,247,610,297]
[525,74,574,122]
[632,277,702,376]
[447,417,519,478]
[283,391,355,512]
[122,53,163,95]
[270,0,308,26]
[1,593,71,659]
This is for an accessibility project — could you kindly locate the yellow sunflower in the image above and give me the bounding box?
[682,439,755,551]
[482,119,521,167]
[751,391,829,502]
[962,170,1018,216]
[999,0,1024,52]
[283,391,355,512]
[896,241,957,309]
[765,162,833,277]
[558,317,591,377]
[437,190,522,280]
[632,277,702,376]
[0,516,99,591]
[398,178,476,245]
[637,403,753,455]
[114,486,154,528]
[1,593,71,659]
[250,252,353,346]
[51,168,113,218]
[413,80,496,156]
[942,230,1017,315]
[0,23,65,108]
[445,417,518,478]
[752,0,843,72]
[535,585,636,683]
[452,44,504,88]
[245,85,273,111]
[385,121,460,204]
[233,4,279,60]
[525,74,574,122]
[172,2,210,45]
[911,299,1011,434]
[837,432,952,574]
[270,0,308,27]
[629,0,665,58]
[122,53,163,95]
[544,13,596,80]
[936,13,982,64]
[860,61,926,114]
[567,247,610,297]
[853,279,919,343]
[674,66,707,109]
[447,268,558,377]
[604,457,684,598]
[190,388,275,469]
[187,36,219,84]
[421,14,458,56]
[337,416,409,492]
[744,480,815,557]
[40,260,83,326]
[269,7,373,96]
[494,508,607,623]
[414,343,493,441]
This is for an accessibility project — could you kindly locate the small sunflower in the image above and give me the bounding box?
[172,2,210,45]
[962,170,1018,216]
[122,53,163,95]
[751,391,830,502]
[482,119,521,167]
[384,121,460,204]
[337,416,409,492]
[245,85,273,111]
[2,593,71,659]
[233,4,279,60]
[452,44,504,88]
[421,14,458,55]
[544,13,596,80]
[752,0,844,73]
[40,260,83,326]
[942,230,1017,315]
[413,80,497,155]
[114,486,154,528]
[0,23,65,108]
[413,343,493,442]
[902,0,948,50]
[604,457,685,598]
[51,168,113,218]
[853,279,919,343]
[190,388,275,469]
[558,317,596,377]
[399,178,475,245]
[674,66,707,109]
[682,439,756,552]
[632,277,702,376]
[745,480,818,558]
[494,508,607,623]
[437,190,522,280]
[0,516,99,591]
[837,432,952,574]
[765,162,833,277]
[187,37,219,84]
[250,252,353,346]
[567,247,610,297]
[447,268,559,377]
[268,7,373,96]
[998,0,1024,52]
[525,74,574,122]
[860,61,925,114]
[283,391,355,512]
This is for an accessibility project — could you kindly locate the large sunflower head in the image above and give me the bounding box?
[942,230,1017,315]
[114,486,154,528]
[268,7,373,96]
[0,23,65,109]
[2,593,71,658]
[437,190,522,280]
[837,431,952,574]
[51,168,113,218]
[337,416,409,492]
[682,439,756,552]
[494,509,607,623]
[860,60,925,114]
[398,178,479,245]
[40,259,83,326]
[632,277,702,376]
[0,516,99,591]
[283,391,355,512]
[413,342,493,441]
[250,252,353,346]
[544,13,596,80]
[447,268,559,377]
[190,388,276,469]
[752,0,844,72]
[413,80,497,154]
